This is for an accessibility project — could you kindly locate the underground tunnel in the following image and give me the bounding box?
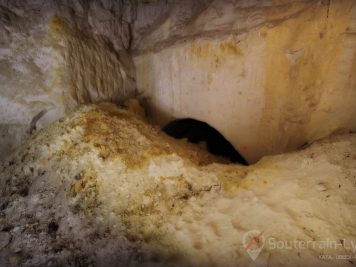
[0,0,356,266]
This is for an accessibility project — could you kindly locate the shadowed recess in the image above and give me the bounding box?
[162,118,248,165]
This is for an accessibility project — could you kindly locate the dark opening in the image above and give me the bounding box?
[162,118,248,165]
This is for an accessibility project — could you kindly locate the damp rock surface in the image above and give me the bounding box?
[0,103,355,267]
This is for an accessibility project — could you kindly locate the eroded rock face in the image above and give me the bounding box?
[133,0,356,163]
[0,0,136,158]
[0,103,355,267]
[1,0,356,162]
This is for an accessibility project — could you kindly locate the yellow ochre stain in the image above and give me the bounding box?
[189,39,243,65]
[257,1,352,151]
[49,15,73,36]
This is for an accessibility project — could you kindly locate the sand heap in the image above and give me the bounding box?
[0,103,355,267]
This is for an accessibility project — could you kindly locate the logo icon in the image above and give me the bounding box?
[242,230,265,260]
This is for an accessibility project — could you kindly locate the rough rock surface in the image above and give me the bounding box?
[0,0,136,158]
[133,0,356,163]
[1,0,356,162]
[0,103,355,267]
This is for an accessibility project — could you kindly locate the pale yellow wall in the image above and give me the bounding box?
[1,0,356,163]
[134,0,356,163]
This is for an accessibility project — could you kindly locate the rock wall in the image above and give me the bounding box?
[1,0,356,162]
[133,0,356,163]
[0,0,136,158]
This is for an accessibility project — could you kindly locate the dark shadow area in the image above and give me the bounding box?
[162,118,248,165]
